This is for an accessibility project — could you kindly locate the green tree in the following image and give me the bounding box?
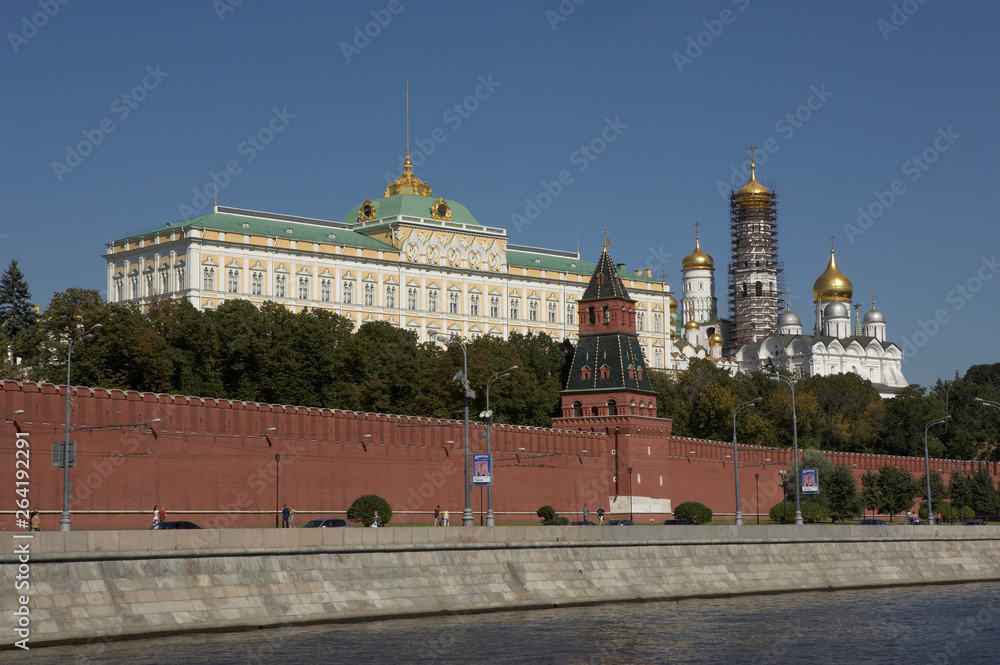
[0,260,37,361]
[949,471,971,519]
[967,467,999,517]
[876,465,920,521]
[825,464,861,523]
[346,494,392,526]
[860,470,880,519]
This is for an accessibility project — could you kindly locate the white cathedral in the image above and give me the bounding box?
[675,162,907,398]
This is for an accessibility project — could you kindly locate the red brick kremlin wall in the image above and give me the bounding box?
[2,380,996,530]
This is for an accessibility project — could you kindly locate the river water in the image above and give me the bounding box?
[12,582,1000,664]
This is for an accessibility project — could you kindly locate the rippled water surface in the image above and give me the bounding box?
[12,582,1000,664]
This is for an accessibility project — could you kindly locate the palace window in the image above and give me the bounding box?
[298,276,310,300]
[275,274,287,298]
[342,280,354,304]
[228,269,240,293]
[113,278,123,301]
[428,288,439,312]
[448,291,460,314]
[145,273,154,296]
[202,267,215,291]
[566,303,575,325]
[128,275,138,299]
[548,301,557,323]
[470,294,480,316]
[407,287,418,310]
[509,297,520,320]
[653,312,662,333]
[489,296,500,318]
[637,311,645,332]
[528,300,538,321]
[174,266,184,290]
[160,270,169,294]
[364,282,375,306]
[386,285,397,308]
[320,278,331,302]
[252,272,263,296]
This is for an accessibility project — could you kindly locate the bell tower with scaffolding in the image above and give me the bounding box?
[727,146,785,354]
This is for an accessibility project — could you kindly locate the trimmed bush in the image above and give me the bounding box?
[347,494,392,526]
[769,501,796,523]
[925,503,974,522]
[800,502,828,524]
[673,501,712,524]
[536,505,569,525]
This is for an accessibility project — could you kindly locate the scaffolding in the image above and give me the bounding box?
[727,189,785,354]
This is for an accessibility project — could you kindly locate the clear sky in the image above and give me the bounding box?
[3,1,997,390]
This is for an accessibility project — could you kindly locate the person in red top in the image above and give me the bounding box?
[158,506,166,523]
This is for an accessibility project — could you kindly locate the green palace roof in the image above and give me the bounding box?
[114,211,396,252]
[344,194,481,227]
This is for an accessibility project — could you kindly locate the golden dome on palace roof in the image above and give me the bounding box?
[669,295,678,309]
[385,153,432,197]
[685,319,700,330]
[709,331,724,346]
[736,162,770,198]
[682,232,714,270]
[812,249,853,301]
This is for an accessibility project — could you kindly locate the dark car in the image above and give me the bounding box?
[856,519,886,525]
[604,519,634,526]
[303,518,351,528]
[568,520,597,526]
[662,519,691,525]
[149,521,201,530]
[963,519,987,525]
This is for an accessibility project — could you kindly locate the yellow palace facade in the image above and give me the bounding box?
[104,157,680,368]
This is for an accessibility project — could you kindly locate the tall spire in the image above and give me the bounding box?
[385,83,432,197]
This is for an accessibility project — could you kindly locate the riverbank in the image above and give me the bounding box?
[3,525,999,648]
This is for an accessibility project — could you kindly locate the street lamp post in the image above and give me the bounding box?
[437,335,475,527]
[480,365,517,527]
[732,398,761,525]
[274,454,281,528]
[975,398,1000,411]
[755,473,760,525]
[60,323,102,531]
[627,466,633,522]
[923,416,950,526]
[768,371,802,525]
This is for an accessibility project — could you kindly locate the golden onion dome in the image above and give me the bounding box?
[709,331,724,346]
[812,249,853,301]
[736,162,770,198]
[669,295,678,310]
[685,319,700,331]
[681,232,714,270]
[385,153,432,197]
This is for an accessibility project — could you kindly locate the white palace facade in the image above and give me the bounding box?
[104,156,684,369]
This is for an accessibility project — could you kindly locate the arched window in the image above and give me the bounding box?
[602,305,609,324]
[755,281,763,297]
[573,401,583,417]
[607,399,617,416]
[588,307,596,325]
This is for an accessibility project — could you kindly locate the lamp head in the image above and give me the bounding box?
[90,324,103,333]
[480,409,493,420]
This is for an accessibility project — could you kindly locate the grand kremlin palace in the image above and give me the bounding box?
[104,156,680,368]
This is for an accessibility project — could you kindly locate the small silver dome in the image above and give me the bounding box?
[777,311,801,328]
[824,301,849,319]
[863,308,885,324]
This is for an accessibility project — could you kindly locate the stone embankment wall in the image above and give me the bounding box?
[3,525,1000,648]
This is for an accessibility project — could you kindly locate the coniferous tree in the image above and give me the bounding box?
[0,260,37,360]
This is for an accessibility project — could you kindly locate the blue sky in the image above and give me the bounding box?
[2,0,997,390]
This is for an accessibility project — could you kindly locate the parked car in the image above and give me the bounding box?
[149,521,201,530]
[303,518,351,528]
[568,520,597,526]
[856,519,886,525]
[604,519,634,526]
[662,519,691,525]
[963,519,987,525]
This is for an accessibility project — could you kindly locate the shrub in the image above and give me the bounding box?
[769,501,796,523]
[673,501,712,524]
[800,502,828,524]
[536,505,569,525]
[347,494,392,526]
[926,503,974,522]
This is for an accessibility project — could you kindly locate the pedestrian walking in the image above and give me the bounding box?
[158,506,166,524]
[281,504,290,528]
[288,506,295,527]
[434,505,441,526]
[29,509,40,531]
[583,504,590,523]
[442,509,449,527]
[372,510,383,527]
[597,507,605,524]
[152,505,160,527]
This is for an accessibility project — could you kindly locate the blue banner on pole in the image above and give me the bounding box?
[473,453,491,485]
